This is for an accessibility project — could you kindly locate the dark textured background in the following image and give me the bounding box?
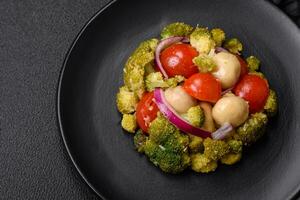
[0,0,299,199]
[0,1,109,199]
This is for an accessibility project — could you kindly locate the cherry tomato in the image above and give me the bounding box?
[234,74,269,113]
[136,92,159,133]
[236,55,248,78]
[160,43,199,78]
[183,73,221,103]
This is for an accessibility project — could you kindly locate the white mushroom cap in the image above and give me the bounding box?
[212,52,241,89]
[164,86,197,114]
[212,95,249,127]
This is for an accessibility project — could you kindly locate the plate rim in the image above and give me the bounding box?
[56,0,117,199]
[56,0,300,199]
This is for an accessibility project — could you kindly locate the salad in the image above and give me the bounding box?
[116,22,278,174]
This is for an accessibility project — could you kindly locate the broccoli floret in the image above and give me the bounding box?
[246,56,260,72]
[116,86,138,114]
[235,112,268,146]
[134,129,148,153]
[184,105,205,127]
[165,75,185,88]
[191,153,218,173]
[249,71,265,79]
[220,139,242,165]
[264,89,278,117]
[121,114,137,133]
[227,140,243,154]
[148,113,179,143]
[145,72,169,91]
[190,27,216,54]
[211,28,226,46]
[188,134,204,153]
[203,138,230,161]
[223,38,243,54]
[161,22,194,39]
[144,114,190,173]
[144,141,190,174]
[193,54,216,73]
[145,72,185,92]
[148,114,189,150]
[144,139,190,174]
[220,153,242,165]
[124,39,158,98]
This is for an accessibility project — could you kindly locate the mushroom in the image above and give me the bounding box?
[212,52,241,89]
[164,86,197,114]
[212,95,249,127]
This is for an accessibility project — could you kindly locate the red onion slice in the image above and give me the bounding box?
[181,37,190,43]
[154,88,211,138]
[215,47,228,53]
[155,37,187,79]
[221,87,233,96]
[211,122,233,140]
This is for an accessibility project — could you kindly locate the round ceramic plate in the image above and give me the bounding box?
[57,0,300,199]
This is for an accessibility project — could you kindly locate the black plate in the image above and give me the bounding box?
[57,0,300,199]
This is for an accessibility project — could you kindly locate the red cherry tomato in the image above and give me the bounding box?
[234,74,269,113]
[136,92,159,133]
[160,43,199,78]
[183,73,221,103]
[236,55,248,78]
